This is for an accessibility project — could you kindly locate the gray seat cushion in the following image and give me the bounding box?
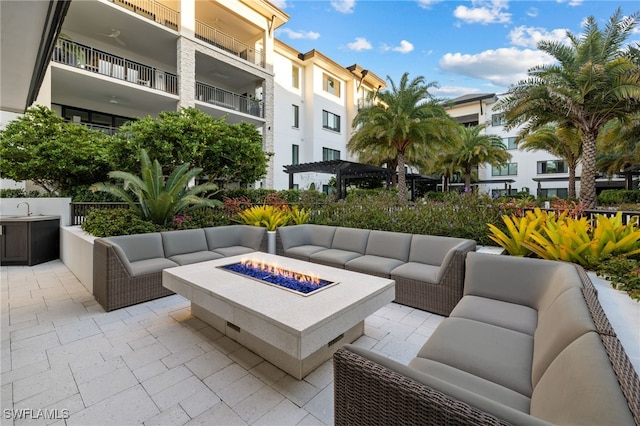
[213,246,256,257]
[310,249,363,268]
[285,245,329,261]
[390,262,440,284]
[128,258,179,276]
[408,234,470,265]
[168,251,223,266]
[345,255,405,277]
[450,295,538,336]
[408,357,531,413]
[161,229,208,257]
[331,227,369,253]
[418,317,534,397]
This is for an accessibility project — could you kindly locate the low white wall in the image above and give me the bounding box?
[1,198,72,226]
[61,226,96,293]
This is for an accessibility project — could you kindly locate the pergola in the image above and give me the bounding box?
[283,160,393,199]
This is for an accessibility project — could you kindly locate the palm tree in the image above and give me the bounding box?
[447,124,511,190]
[597,114,640,189]
[350,72,454,202]
[91,149,222,225]
[497,8,640,208]
[518,124,582,198]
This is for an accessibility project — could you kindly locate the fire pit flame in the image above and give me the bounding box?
[218,258,337,296]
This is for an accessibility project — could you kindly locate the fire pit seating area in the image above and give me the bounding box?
[93,225,266,311]
[277,224,476,315]
[334,252,640,425]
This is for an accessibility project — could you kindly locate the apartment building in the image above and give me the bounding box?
[272,41,385,191]
[444,93,629,198]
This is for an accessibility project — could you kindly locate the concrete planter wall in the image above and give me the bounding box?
[60,226,96,293]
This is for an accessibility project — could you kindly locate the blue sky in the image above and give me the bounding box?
[272,0,640,99]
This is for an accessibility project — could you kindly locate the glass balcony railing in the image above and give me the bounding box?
[195,82,263,118]
[52,39,179,95]
[110,0,180,31]
[195,20,264,68]
[65,120,120,135]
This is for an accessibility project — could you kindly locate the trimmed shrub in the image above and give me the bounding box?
[81,208,158,237]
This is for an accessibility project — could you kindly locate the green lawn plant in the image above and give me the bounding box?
[91,149,221,226]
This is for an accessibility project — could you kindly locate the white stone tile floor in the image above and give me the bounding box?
[1,260,443,425]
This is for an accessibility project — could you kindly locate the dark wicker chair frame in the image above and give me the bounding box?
[93,238,175,312]
[334,264,640,425]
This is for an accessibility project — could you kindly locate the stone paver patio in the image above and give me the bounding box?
[1,261,445,425]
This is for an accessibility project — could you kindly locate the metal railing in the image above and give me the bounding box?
[195,20,264,68]
[110,0,180,31]
[53,39,179,95]
[65,121,120,135]
[195,82,263,118]
[70,202,134,226]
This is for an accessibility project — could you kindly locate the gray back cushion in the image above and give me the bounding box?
[161,229,208,257]
[331,227,370,253]
[365,230,412,261]
[531,287,596,386]
[204,225,265,250]
[278,225,334,251]
[463,252,583,310]
[408,235,468,265]
[106,233,164,262]
[530,332,635,425]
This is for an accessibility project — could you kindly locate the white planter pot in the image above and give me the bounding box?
[267,230,276,254]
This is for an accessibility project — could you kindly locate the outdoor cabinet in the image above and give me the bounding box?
[0,217,60,266]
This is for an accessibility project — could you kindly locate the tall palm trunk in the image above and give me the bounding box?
[568,164,576,199]
[397,151,407,203]
[581,132,598,208]
[464,165,472,191]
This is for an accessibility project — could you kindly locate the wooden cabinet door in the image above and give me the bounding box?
[0,222,29,263]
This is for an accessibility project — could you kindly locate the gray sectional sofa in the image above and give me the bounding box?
[334,252,640,425]
[93,225,266,311]
[277,224,476,315]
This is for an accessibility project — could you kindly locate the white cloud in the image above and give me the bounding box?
[509,26,569,48]
[331,0,355,13]
[417,0,443,9]
[383,40,414,54]
[454,0,511,25]
[347,37,372,51]
[557,0,583,6]
[431,86,482,98]
[276,28,320,40]
[526,7,538,18]
[270,0,287,9]
[439,47,555,87]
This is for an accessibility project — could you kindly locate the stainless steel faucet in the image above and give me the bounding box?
[17,202,31,216]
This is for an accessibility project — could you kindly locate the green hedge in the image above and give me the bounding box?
[598,189,640,206]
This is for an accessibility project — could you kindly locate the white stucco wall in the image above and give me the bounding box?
[0,197,72,225]
[60,226,96,293]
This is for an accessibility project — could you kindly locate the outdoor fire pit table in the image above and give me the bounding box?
[162,252,395,379]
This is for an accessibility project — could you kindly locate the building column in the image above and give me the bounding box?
[177,38,195,109]
[263,75,275,188]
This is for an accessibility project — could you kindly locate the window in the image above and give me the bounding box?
[492,163,518,176]
[322,110,341,132]
[537,160,568,174]
[540,188,568,198]
[292,65,300,89]
[323,147,340,161]
[491,189,518,197]
[292,144,299,165]
[491,113,506,126]
[323,73,341,97]
[292,105,299,128]
[503,137,517,150]
[59,104,131,135]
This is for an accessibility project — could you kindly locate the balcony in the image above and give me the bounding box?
[195,20,264,68]
[195,82,263,118]
[109,0,180,31]
[52,39,178,95]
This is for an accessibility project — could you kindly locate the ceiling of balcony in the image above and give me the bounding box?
[62,1,178,67]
